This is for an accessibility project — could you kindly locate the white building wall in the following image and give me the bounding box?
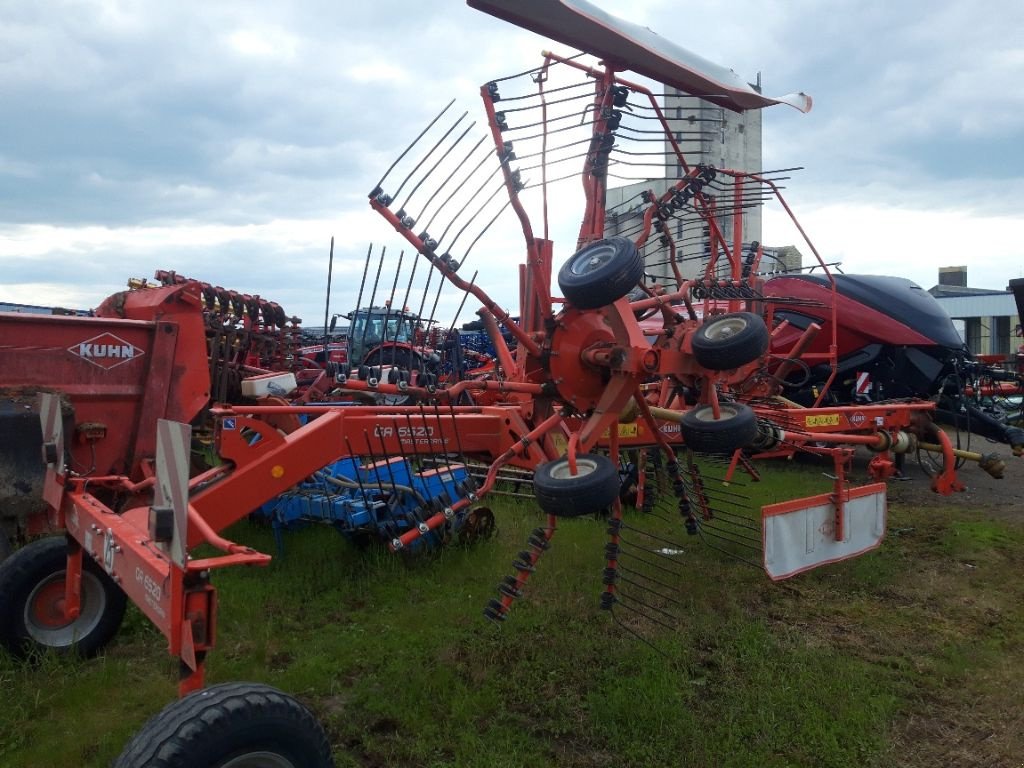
[606,88,764,285]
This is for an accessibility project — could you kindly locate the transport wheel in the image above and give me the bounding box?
[690,312,769,370]
[680,403,758,454]
[557,237,643,310]
[113,682,334,768]
[533,453,620,517]
[0,535,126,658]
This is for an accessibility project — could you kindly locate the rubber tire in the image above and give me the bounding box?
[558,237,643,310]
[364,346,421,372]
[691,312,769,370]
[680,403,758,454]
[113,682,334,768]
[0,535,127,658]
[533,453,620,517]
[364,347,421,405]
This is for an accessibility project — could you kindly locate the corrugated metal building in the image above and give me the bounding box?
[928,267,1020,356]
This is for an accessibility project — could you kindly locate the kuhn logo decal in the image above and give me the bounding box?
[69,332,145,370]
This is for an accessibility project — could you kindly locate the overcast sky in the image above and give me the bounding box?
[2,0,1022,325]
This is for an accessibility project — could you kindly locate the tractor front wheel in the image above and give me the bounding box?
[557,237,643,310]
[533,453,620,517]
[0,535,126,658]
[364,347,421,405]
[680,403,758,454]
[114,682,334,768]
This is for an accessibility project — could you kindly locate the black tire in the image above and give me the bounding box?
[558,237,643,310]
[113,682,334,768]
[0,535,126,658]
[364,347,421,405]
[691,312,769,370]
[680,403,758,454]
[533,453,620,517]
[364,346,422,372]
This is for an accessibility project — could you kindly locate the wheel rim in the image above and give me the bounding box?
[569,243,616,276]
[693,405,742,423]
[549,457,600,480]
[703,316,748,341]
[24,570,106,648]
[219,753,296,768]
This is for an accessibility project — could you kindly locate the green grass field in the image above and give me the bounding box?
[1,463,1022,767]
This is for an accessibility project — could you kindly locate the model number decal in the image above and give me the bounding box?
[135,567,163,601]
[135,567,166,619]
[805,414,840,427]
[374,425,435,438]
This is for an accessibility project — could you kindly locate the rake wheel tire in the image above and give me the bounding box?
[113,682,334,768]
[533,453,620,517]
[0,535,126,658]
[680,403,758,455]
[691,312,769,370]
[558,237,643,310]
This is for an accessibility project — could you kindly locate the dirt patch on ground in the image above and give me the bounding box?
[858,441,1024,522]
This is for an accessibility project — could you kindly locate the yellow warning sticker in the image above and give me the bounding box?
[600,423,640,438]
[805,413,840,427]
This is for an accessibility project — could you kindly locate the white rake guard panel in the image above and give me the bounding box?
[155,419,192,568]
[468,0,813,113]
[761,483,887,581]
[39,392,65,511]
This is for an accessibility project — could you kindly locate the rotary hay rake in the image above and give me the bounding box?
[0,1,973,766]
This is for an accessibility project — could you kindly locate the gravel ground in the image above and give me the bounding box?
[872,438,1024,521]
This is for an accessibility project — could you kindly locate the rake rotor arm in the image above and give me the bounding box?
[370,198,544,359]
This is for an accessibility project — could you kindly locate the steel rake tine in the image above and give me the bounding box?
[390,111,471,204]
[461,200,512,263]
[487,63,588,90]
[372,98,456,194]
[616,541,689,578]
[618,522,696,550]
[350,244,375,336]
[615,572,688,609]
[397,118,477,217]
[446,399,467,459]
[359,247,386,361]
[495,88,593,115]
[398,252,420,328]
[380,251,405,356]
[446,179,512,253]
[609,608,677,654]
[446,270,478,339]
[614,589,681,623]
[434,165,505,248]
[418,137,492,235]
[414,260,436,328]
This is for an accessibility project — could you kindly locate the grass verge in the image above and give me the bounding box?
[1,464,1022,767]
